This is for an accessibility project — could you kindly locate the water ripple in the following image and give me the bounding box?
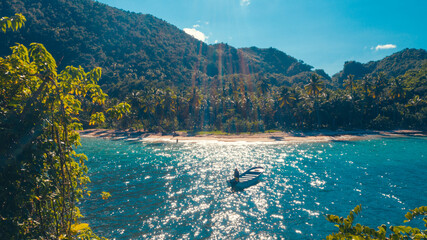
[78,137,427,239]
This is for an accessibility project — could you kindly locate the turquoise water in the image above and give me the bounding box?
[77,137,427,239]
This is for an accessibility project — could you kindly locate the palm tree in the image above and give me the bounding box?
[257,78,271,96]
[162,88,177,117]
[304,73,324,128]
[371,72,387,117]
[405,95,424,112]
[343,74,356,99]
[279,87,296,108]
[278,86,296,128]
[343,74,356,126]
[358,76,373,127]
[305,73,323,97]
[256,78,271,124]
[158,88,177,132]
[389,78,406,124]
[389,78,405,102]
[188,87,202,130]
[125,91,145,128]
[140,88,159,131]
[360,76,372,99]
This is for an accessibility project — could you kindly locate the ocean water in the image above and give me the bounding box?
[77,137,427,239]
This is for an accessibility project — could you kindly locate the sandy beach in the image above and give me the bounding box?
[78,129,425,144]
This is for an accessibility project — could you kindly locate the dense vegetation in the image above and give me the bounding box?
[0,13,129,239]
[108,65,427,132]
[0,0,322,99]
[333,49,427,85]
[325,205,427,239]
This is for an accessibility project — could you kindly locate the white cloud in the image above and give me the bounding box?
[183,28,208,42]
[193,24,200,28]
[375,44,397,51]
[240,0,250,6]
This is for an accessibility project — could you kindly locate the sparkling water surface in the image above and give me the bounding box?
[77,137,427,239]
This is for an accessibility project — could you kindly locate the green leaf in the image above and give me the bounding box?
[348,212,354,223]
[378,224,386,234]
[391,234,400,240]
[12,20,18,31]
[355,223,363,233]
[326,214,341,224]
[353,205,361,215]
[71,223,89,234]
[89,112,105,126]
[101,191,111,200]
[393,225,418,234]
[414,233,427,240]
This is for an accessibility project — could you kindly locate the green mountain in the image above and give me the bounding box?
[2,0,426,98]
[0,0,324,97]
[333,48,427,85]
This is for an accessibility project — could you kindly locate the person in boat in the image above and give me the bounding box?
[234,168,239,182]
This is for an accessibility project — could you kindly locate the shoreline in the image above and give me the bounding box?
[78,129,426,144]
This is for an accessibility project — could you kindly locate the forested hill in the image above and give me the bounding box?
[333,48,427,85]
[0,0,320,97]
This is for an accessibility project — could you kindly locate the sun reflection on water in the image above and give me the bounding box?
[78,137,427,239]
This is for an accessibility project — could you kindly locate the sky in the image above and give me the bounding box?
[96,0,427,75]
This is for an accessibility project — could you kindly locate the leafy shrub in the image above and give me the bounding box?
[325,205,427,239]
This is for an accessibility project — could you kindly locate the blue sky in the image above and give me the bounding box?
[97,0,427,75]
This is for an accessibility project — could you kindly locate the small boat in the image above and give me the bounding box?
[227,166,264,190]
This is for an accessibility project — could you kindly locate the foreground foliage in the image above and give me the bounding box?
[0,13,26,32]
[0,14,111,239]
[325,205,427,240]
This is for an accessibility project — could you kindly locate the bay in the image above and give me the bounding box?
[77,137,427,239]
